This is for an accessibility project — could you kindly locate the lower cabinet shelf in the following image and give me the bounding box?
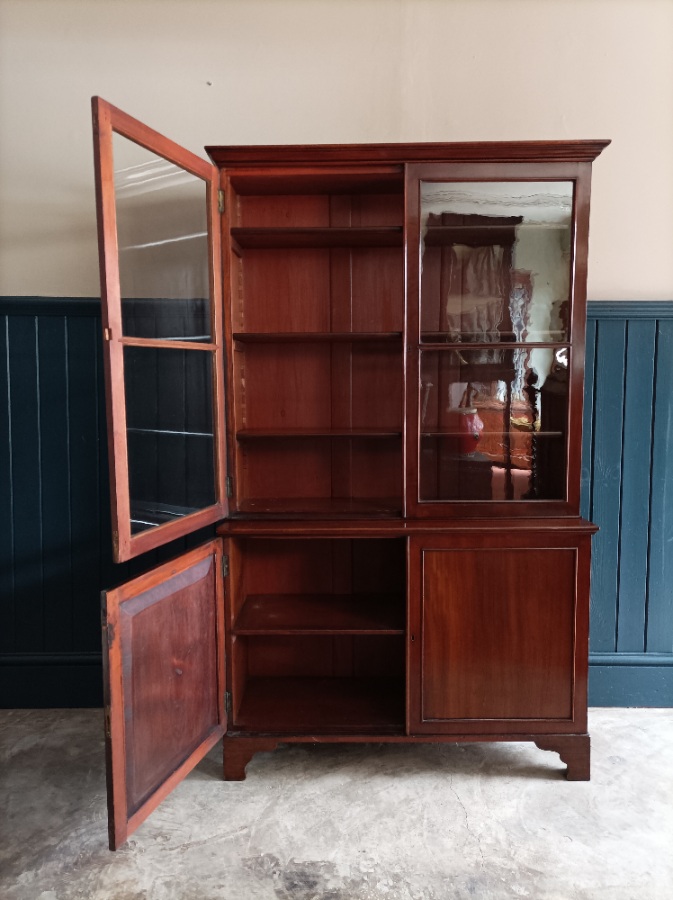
[231,676,405,734]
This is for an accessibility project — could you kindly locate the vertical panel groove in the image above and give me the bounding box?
[643,323,660,652]
[64,316,74,650]
[614,323,629,650]
[3,317,16,644]
[588,323,598,524]
[35,317,45,650]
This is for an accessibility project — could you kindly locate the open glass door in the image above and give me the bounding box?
[92,97,228,562]
[102,539,226,850]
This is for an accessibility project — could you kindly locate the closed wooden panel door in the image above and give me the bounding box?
[420,546,576,727]
[103,540,226,849]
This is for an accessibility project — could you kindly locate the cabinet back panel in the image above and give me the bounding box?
[351,248,404,332]
[236,192,402,229]
[349,346,403,429]
[235,249,332,333]
[245,635,404,678]
[235,345,332,429]
[237,440,333,502]
[234,248,402,334]
[237,441,401,504]
[235,538,406,597]
[237,195,331,228]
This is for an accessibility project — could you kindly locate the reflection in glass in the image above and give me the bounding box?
[419,347,569,501]
[113,134,211,341]
[420,182,573,343]
[124,347,216,533]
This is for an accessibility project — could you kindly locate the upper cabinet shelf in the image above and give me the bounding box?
[230,226,403,249]
[233,331,402,343]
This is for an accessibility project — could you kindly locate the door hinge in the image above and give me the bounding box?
[103,327,112,341]
[224,691,232,716]
[226,475,233,498]
[218,189,225,215]
[222,554,229,578]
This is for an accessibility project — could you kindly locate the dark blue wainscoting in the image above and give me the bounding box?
[583,302,673,705]
[0,298,213,706]
[1,298,672,707]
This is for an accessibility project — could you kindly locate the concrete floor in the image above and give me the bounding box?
[0,709,672,899]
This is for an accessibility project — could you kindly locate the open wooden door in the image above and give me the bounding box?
[92,97,228,562]
[102,540,226,850]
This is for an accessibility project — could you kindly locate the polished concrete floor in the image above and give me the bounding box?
[1,708,672,899]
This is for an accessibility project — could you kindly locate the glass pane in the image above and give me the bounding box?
[113,134,211,341]
[124,347,216,533]
[420,182,573,343]
[419,347,569,501]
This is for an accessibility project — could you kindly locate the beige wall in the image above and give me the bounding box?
[1,0,672,299]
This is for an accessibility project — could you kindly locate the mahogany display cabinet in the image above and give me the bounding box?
[92,97,608,849]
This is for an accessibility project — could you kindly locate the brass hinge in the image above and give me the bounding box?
[218,189,225,215]
[222,554,229,578]
[224,691,232,716]
[226,475,233,498]
[103,327,112,341]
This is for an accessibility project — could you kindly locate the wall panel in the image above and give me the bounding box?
[586,302,673,704]
[1,298,671,706]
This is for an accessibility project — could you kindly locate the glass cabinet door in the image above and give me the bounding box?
[407,168,585,515]
[92,98,228,561]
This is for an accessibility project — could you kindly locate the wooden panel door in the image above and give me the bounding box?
[102,540,226,850]
[409,531,591,735]
[92,97,228,562]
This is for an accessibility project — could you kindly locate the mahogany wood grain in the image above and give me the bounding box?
[232,676,405,734]
[227,168,404,196]
[91,98,228,562]
[223,733,589,781]
[207,141,610,167]
[408,530,593,737]
[236,428,402,438]
[223,737,279,781]
[217,516,598,537]
[233,332,403,342]
[234,593,405,634]
[231,226,402,249]
[535,734,590,781]
[421,547,576,720]
[235,497,402,517]
[102,540,226,850]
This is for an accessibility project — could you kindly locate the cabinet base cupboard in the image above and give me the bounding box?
[92,98,607,849]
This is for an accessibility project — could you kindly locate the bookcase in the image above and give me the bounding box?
[92,98,608,849]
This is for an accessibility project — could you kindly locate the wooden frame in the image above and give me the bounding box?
[92,97,228,562]
[102,540,226,850]
[405,161,592,519]
[92,116,610,846]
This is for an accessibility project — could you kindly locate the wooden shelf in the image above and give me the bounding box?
[224,169,404,195]
[233,332,402,343]
[232,677,405,734]
[420,334,568,347]
[421,430,563,438]
[234,593,405,635]
[235,498,402,518]
[230,226,403,249]
[236,428,402,439]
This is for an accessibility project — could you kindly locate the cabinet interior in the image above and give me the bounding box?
[227,173,405,517]
[227,537,406,733]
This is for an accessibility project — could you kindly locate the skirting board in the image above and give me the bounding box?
[0,654,103,708]
[2,653,671,709]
